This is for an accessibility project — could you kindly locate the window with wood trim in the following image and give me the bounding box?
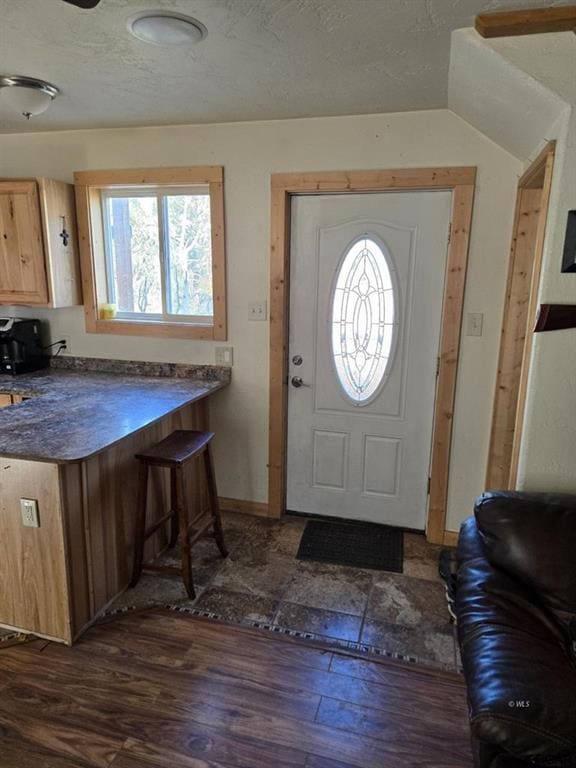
[74,167,226,340]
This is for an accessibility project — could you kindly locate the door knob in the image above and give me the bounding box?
[291,376,310,388]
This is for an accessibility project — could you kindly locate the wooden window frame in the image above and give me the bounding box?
[268,167,477,545]
[74,167,226,340]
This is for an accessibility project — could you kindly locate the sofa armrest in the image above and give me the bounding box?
[475,491,576,614]
[457,527,576,763]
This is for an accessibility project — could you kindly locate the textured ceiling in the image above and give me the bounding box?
[0,0,573,133]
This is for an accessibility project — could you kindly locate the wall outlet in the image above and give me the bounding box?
[20,498,40,528]
[59,335,71,355]
[215,346,234,366]
[466,313,484,337]
[249,301,267,321]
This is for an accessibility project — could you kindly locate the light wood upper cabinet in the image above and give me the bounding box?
[0,181,48,304]
[0,178,82,307]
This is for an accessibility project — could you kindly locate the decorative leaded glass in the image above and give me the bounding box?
[331,237,396,404]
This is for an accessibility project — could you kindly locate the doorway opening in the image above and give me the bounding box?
[486,141,555,490]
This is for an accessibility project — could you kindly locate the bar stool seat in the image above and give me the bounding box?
[136,430,214,467]
[131,429,228,599]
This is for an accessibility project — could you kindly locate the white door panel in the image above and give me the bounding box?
[287,192,451,529]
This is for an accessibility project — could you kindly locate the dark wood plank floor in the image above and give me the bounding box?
[0,610,472,767]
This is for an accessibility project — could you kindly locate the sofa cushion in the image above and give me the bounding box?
[457,517,576,763]
[475,491,576,614]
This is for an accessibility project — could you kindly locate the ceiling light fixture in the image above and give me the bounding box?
[0,75,59,120]
[127,11,207,46]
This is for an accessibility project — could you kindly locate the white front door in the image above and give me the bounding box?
[286,191,452,529]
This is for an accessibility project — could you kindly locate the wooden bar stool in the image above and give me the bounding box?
[130,430,228,599]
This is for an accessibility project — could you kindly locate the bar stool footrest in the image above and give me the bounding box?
[143,563,181,577]
[144,510,176,540]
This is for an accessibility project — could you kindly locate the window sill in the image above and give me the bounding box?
[85,316,225,340]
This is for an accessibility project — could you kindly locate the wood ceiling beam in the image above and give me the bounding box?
[475,5,576,38]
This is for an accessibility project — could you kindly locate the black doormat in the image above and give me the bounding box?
[296,519,404,573]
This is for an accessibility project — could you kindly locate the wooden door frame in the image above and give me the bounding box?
[486,141,555,489]
[268,168,476,544]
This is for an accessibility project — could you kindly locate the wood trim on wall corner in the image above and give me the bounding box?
[508,142,556,488]
[486,141,556,491]
[268,168,477,545]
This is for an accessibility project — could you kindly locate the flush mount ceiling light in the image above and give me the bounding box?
[0,75,59,120]
[127,11,207,46]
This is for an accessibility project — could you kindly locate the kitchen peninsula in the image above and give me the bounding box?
[0,357,230,644]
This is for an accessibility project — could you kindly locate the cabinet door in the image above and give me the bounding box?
[38,178,82,307]
[0,182,49,305]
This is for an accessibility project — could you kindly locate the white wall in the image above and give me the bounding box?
[449,29,569,161]
[0,110,521,529]
[449,30,576,513]
[518,112,576,491]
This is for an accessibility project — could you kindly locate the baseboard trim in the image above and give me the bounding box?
[218,497,275,519]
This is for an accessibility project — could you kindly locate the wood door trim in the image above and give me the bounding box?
[508,143,555,486]
[518,142,555,189]
[268,168,477,544]
[486,142,555,490]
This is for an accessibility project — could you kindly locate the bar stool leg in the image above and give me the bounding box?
[204,445,228,558]
[168,468,179,549]
[176,466,196,600]
[130,462,149,588]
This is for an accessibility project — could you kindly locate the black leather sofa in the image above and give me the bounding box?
[456,491,576,768]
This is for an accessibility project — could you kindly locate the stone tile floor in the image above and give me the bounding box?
[110,511,459,670]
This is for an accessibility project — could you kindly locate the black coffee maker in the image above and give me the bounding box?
[0,318,47,375]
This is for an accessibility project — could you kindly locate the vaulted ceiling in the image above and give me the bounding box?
[0,0,573,133]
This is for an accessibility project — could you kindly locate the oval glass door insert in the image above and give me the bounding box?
[331,236,396,404]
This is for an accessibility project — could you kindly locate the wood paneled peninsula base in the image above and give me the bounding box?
[0,358,230,644]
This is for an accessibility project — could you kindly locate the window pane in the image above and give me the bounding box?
[105,196,162,314]
[331,237,397,405]
[165,194,213,317]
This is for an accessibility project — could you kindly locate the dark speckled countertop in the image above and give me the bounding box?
[0,359,230,464]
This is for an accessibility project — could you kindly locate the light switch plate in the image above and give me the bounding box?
[249,301,267,321]
[466,313,484,337]
[215,346,234,366]
[20,498,40,528]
